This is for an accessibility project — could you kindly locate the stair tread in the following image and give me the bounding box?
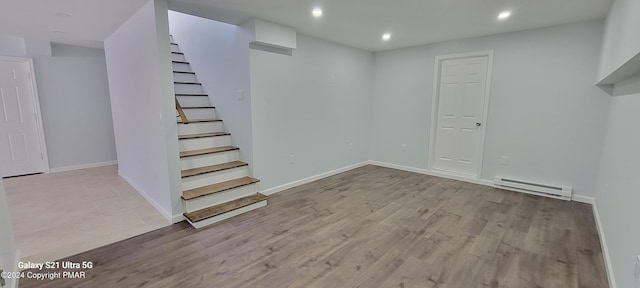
[181,106,215,109]
[178,132,229,140]
[177,118,221,123]
[182,176,259,200]
[173,71,195,74]
[180,146,239,158]
[172,60,189,64]
[172,52,184,54]
[176,93,208,96]
[181,161,248,178]
[184,193,267,222]
[174,81,202,85]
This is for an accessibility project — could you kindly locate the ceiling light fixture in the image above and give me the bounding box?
[312,8,323,17]
[55,12,71,18]
[497,11,511,20]
[382,33,392,41]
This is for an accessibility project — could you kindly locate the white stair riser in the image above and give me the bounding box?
[180,108,216,120]
[187,200,267,229]
[174,83,203,95]
[172,62,191,72]
[183,184,257,213]
[170,44,180,53]
[179,135,231,152]
[171,53,187,62]
[177,121,223,135]
[181,150,239,170]
[172,73,198,83]
[181,166,249,191]
[176,96,210,107]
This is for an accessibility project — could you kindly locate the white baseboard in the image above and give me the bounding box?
[592,201,617,288]
[260,161,370,196]
[368,161,495,187]
[117,170,172,224]
[49,160,118,173]
[8,249,20,288]
[571,194,594,204]
[171,214,186,224]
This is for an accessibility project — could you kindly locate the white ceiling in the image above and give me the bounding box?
[0,0,149,48]
[0,0,612,51]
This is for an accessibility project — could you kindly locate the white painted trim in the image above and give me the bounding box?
[571,194,594,204]
[49,160,118,173]
[118,170,173,224]
[260,161,370,196]
[369,160,495,187]
[171,214,186,224]
[592,200,617,288]
[428,50,494,181]
[0,56,50,174]
[8,249,20,288]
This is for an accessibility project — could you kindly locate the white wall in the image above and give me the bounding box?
[250,34,372,190]
[167,11,255,168]
[104,0,180,220]
[370,20,610,197]
[0,36,117,170]
[594,1,640,283]
[594,85,640,288]
[35,44,116,169]
[0,36,26,56]
[0,178,17,288]
[597,0,640,82]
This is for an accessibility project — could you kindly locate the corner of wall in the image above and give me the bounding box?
[591,200,618,288]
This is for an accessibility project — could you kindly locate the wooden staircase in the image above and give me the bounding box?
[170,36,268,229]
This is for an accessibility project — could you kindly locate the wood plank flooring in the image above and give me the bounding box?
[19,165,608,288]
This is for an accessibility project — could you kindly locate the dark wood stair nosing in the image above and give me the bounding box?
[178,132,230,140]
[181,177,260,201]
[179,146,239,158]
[172,61,190,64]
[180,106,215,109]
[181,161,247,178]
[173,71,195,74]
[177,119,222,124]
[175,93,208,97]
[172,52,184,55]
[174,81,202,85]
[183,193,268,223]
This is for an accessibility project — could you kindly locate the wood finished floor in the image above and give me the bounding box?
[20,165,608,288]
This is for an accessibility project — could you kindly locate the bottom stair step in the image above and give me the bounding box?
[182,176,259,200]
[184,194,268,227]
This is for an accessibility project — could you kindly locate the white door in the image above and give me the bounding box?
[0,59,46,177]
[432,55,489,177]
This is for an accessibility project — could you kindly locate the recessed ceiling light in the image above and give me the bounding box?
[56,12,71,18]
[53,31,65,34]
[382,33,392,41]
[497,11,511,20]
[312,8,323,17]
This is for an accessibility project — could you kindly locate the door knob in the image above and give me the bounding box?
[476,122,482,127]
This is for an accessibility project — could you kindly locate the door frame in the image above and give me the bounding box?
[0,56,50,174]
[428,50,493,179]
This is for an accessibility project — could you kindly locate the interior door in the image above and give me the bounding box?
[0,59,45,177]
[432,56,489,177]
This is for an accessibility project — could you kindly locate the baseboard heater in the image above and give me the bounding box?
[494,177,572,201]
